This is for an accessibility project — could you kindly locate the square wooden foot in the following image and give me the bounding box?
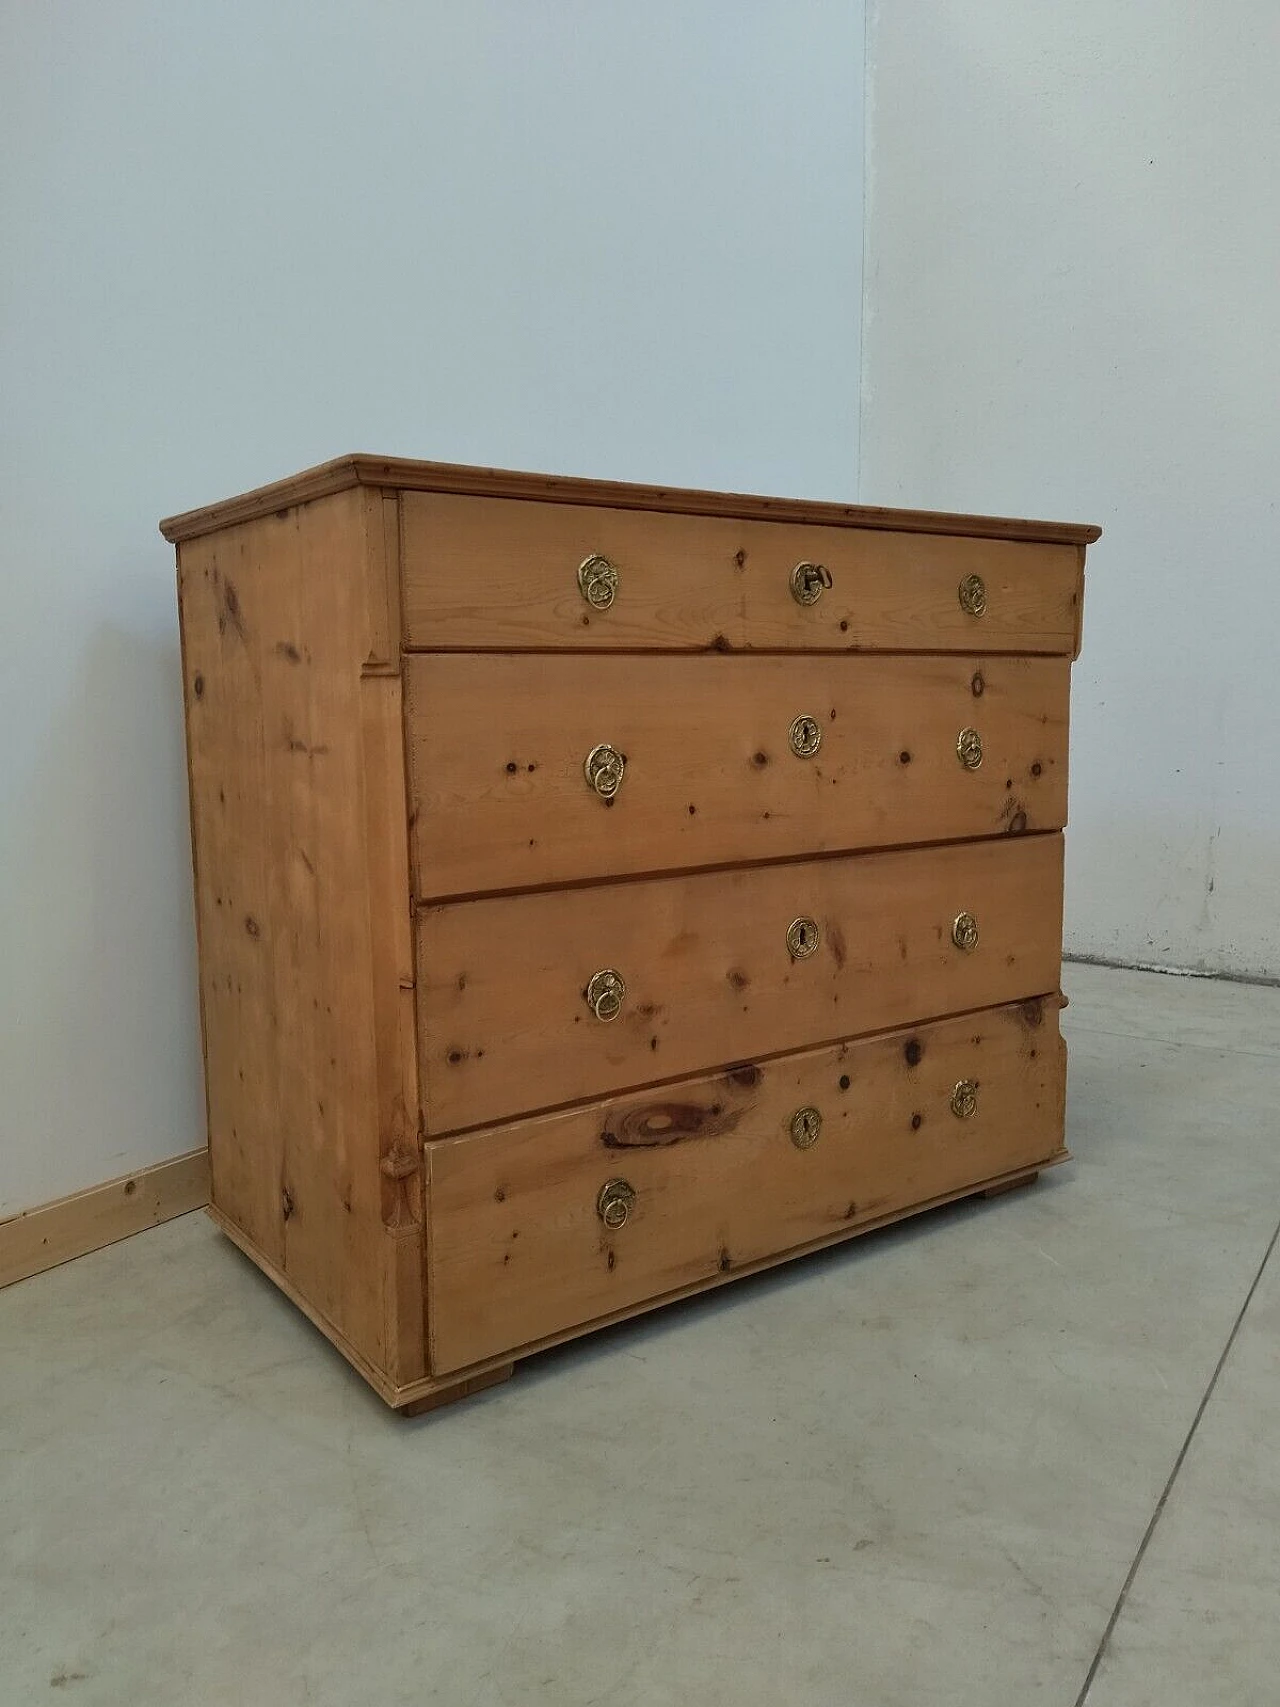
[397,1362,514,1417]
[982,1170,1040,1200]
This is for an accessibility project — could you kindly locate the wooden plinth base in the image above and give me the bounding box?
[982,1170,1040,1200]
[398,1363,514,1417]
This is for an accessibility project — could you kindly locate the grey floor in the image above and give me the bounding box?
[3,963,1280,1706]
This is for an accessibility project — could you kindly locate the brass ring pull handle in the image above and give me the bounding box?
[958,574,987,617]
[786,916,821,959]
[584,743,626,800]
[951,911,980,952]
[951,1079,978,1120]
[597,1177,636,1230]
[789,714,823,758]
[578,553,619,611]
[585,968,627,1023]
[790,561,833,606]
[789,1105,823,1149]
[956,726,984,770]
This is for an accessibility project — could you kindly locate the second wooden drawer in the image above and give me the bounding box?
[405,653,1069,896]
[418,832,1064,1132]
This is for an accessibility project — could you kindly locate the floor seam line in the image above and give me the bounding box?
[1072,1211,1280,1706]
[1063,1021,1280,1063]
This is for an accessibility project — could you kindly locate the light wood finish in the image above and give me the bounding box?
[983,1171,1040,1199]
[400,492,1082,654]
[417,833,1064,1132]
[179,488,425,1387]
[160,454,1102,547]
[0,1151,208,1290]
[426,1000,1065,1371]
[170,456,1096,1411]
[218,1155,1060,1411]
[405,652,1069,896]
[399,1364,514,1418]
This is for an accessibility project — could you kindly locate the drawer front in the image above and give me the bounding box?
[401,492,1081,654]
[427,999,1067,1372]
[417,833,1063,1133]
[406,653,1069,897]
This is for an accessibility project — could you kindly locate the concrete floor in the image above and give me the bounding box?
[3,962,1280,1706]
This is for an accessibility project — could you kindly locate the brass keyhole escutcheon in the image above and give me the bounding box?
[584,742,626,800]
[789,1105,823,1149]
[578,553,619,611]
[958,573,987,617]
[952,911,980,952]
[956,726,984,770]
[787,916,820,959]
[789,714,823,759]
[951,1080,978,1120]
[585,968,627,1023]
[789,560,832,606]
[597,1177,636,1230]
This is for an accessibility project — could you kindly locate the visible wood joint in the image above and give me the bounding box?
[359,486,403,670]
[398,1363,514,1417]
[379,1146,418,1182]
[380,1102,422,1232]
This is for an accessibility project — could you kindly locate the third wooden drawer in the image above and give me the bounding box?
[418,832,1064,1132]
[425,996,1067,1372]
[405,652,1069,897]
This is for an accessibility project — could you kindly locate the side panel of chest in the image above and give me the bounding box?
[177,488,424,1387]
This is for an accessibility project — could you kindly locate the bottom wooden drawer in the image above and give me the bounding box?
[425,996,1066,1374]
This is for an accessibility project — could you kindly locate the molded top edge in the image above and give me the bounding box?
[160,453,1102,546]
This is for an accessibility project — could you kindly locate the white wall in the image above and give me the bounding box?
[862,1,1280,979]
[0,2,862,1216]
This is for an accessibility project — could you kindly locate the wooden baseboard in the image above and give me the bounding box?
[0,1150,210,1289]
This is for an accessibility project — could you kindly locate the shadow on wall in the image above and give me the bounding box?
[0,609,204,1216]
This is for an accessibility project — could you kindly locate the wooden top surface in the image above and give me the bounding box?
[159,454,1102,547]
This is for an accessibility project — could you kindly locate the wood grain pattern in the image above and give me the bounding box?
[417,833,1064,1133]
[399,1364,513,1417]
[178,488,424,1384]
[169,457,1094,1412]
[221,1148,1066,1409]
[426,999,1066,1372]
[159,454,1102,547]
[1,1151,209,1290]
[400,492,1083,653]
[405,652,1069,896]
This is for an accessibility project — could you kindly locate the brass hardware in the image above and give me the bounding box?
[585,968,627,1023]
[951,911,980,952]
[578,553,619,611]
[789,1105,823,1149]
[958,573,987,617]
[951,1079,978,1120]
[956,726,984,770]
[786,916,820,959]
[789,561,832,606]
[584,742,626,800]
[597,1177,636,1230]
[789,714,823,759]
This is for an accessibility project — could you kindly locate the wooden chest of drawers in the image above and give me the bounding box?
[163,457,1098,1413]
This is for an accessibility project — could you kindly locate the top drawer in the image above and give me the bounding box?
[401,493,1082,654]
